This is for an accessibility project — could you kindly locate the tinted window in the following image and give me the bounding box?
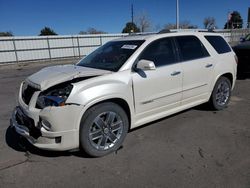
[175,36,209,61]
[78,40,144,71]
[139,38,177,67]
[205,36,231,54]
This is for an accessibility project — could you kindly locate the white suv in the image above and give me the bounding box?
[11,32,237,157]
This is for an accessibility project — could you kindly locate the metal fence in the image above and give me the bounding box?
[0,34,127,64]
[0,29,249,64]
[215,28,250,44]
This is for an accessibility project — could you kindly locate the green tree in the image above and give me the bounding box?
[224,11,243,29]
[0,31,13,37]
[122,22,140,33]
[39,27,57,36]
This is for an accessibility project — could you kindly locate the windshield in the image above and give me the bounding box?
[77,40,145,71]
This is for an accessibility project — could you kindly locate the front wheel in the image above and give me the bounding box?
[209,76,232,110]
[80,102,129,157]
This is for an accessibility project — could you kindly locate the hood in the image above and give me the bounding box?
[26,64,111,90]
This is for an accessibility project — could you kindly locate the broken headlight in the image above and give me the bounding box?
[36,83,73,108]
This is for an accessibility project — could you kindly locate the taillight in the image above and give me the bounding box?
[234,54,238,64]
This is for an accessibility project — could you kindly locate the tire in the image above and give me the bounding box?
[209,76,232,110]
[80,102,129,157]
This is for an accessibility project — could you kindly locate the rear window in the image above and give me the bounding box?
[175,36,210,61]
[205,36,231,54]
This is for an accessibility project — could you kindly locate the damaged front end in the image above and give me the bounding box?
[11,65,111,151]
[36,82,73,108]
[11,80,84,151]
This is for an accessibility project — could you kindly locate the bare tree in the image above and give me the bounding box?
[163,21,197,30]
[180,21,198,29]
[136,12,151,32]
[79,27,107,35]
[163,23,176,30]
[203,17,217,29]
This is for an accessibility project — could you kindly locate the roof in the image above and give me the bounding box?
[113,31,223,42]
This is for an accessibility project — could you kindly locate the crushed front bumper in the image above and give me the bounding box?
[11,106,81,151]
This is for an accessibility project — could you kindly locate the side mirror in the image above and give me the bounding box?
[136,59,156,71]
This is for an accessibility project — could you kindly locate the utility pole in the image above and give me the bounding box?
[131,4,134,33]
[176,0,179,30]
[131,4,134,24]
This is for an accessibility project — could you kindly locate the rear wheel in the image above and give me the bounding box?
[80,102,129,157]
[209,76,231,110]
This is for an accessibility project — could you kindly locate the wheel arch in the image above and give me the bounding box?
[78,97,132,130]
[209,72,234,100]
[212,72,234,90]
[220,72,233,86]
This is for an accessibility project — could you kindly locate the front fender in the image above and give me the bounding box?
[66,70,134,130]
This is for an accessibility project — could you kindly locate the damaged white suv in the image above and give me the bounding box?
[11,32,237,157]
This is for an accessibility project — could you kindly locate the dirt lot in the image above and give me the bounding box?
[0,60,250,188]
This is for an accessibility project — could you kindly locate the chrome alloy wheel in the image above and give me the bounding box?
[215,80,230,106]
[88,111,123,150]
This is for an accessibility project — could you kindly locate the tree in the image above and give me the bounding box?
[224,11,243,29]
[122,22,140,33]
[180,21,198,29]
[163,21,197,30]
[203,17,217,29]
[136,12,151,32]
[39,27,57,36]
[79,27,107,34]
[163,23,176,30]
[0,31,13,37]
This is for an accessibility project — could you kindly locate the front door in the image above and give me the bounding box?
[132,37,182,125]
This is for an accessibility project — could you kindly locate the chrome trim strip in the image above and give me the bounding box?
[141,84,208,105]
[182,84,208,92]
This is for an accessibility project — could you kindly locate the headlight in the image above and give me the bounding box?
[36,83,73,108]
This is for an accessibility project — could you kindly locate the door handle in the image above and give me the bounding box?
[171,71,181,76]
[205,64,213,68]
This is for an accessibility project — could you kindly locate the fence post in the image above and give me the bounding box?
[12,38,18,63]
[47,37,52,61]
[77,35,81,58]
[71,35,76,58]
[99,35,103,46]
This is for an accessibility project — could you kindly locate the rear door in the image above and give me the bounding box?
[175,35,214,104]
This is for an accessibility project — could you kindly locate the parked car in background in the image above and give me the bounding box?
[11,32,237,157]
[233,33,250,78]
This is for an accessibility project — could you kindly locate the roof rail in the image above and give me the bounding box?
[198,29,215,33]
[125,32,156,37]
[158,29,171,34]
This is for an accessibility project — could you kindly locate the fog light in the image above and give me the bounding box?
[55,137,61,143]
[41,119,52,131]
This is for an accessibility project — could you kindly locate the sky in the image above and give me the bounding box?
[0,0,249,36]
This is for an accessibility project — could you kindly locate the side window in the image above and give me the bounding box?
[204,36,231,54]
[139,38,177,67]
[175,36,210,61]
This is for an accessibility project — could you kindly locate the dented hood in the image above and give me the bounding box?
[26,64,111,90]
